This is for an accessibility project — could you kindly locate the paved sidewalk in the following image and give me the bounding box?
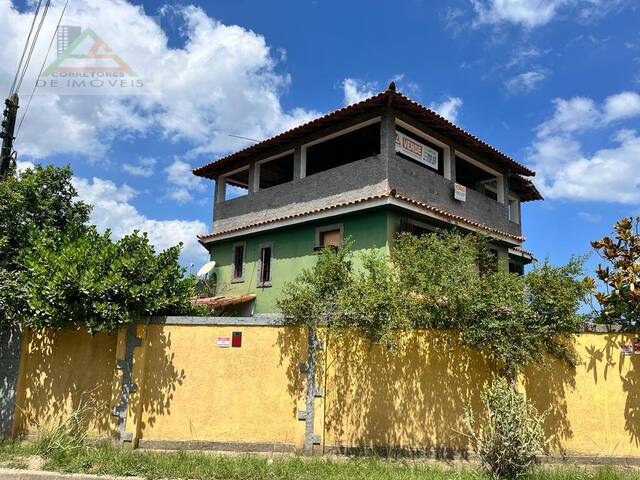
[0,469,144,480]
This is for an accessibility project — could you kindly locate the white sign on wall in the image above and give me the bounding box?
[395,131,439,170]
[454,183,467,202]
[217,337,231,348]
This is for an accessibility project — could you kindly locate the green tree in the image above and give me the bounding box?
[0,164,197,332]
[0,164,90,268]
[278,230,590,381]
[592,216,640,327]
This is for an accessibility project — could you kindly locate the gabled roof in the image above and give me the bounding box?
[193,83,536,179]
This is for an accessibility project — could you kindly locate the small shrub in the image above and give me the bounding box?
[33,403,91,458]
[464,378,549,479]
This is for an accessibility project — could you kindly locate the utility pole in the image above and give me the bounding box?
[0,94,19,180]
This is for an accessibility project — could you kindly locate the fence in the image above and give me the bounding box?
[8,316,640,462]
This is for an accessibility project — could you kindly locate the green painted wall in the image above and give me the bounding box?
[208,208,390,313]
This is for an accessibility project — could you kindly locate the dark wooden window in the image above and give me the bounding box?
[319,229,341,247]
[259,246,272,286]
[509,261,524,276]
[232,244,244,281]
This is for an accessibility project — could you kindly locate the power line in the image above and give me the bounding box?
[15,0,52,95]
[9,0,43,96]
[17,0,70,137]
[228,134,259,143]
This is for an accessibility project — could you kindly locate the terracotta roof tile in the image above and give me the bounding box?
[198,190,526,244]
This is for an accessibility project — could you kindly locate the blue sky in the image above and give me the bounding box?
[3,0,640,272]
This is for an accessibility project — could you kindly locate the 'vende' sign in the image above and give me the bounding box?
[395,131,439,170]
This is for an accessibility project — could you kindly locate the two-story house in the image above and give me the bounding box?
[192,82,541,315]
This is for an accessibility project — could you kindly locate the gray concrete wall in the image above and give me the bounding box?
[388,153,521,238]
[213,154,389,232]
[0,325,22,437]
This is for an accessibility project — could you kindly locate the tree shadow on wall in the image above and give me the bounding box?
[15,329,117,437]
[522,350,577,455]
[130,325,186,432]
[275,326,307,418]
[322,330,496,460]
[16,326,187,441]
[579,333,640,449]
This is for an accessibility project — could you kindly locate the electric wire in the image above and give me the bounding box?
[15,0,52,94]
[17,0,70,137]
[9,0,43,96]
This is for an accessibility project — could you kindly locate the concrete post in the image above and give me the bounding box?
[247,161,257,194]
[303,327,318,455]
[215,177,226,204]
[293,146,303,179]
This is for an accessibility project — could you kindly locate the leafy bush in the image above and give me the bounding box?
[464,378,549,479]
[19,226,196,333]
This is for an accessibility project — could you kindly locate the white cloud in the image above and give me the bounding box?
[73,176,208,266]
[341,78,377,105]
[529,91,640,204]
[531,129,640,203]
[2,1,319,160]
[429,97,463,123]
[537,92,640,137]
[471,0,567,28]
[470,0,627,29]
[165,158,207,203]
[505,70,547,93]
[603,91,640,123]
[122,157,157,177]
[537,97,601,136]
[16,160,35,173]
[578,211,602,223]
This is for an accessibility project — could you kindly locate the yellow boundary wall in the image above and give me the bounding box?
[12,323,640,459]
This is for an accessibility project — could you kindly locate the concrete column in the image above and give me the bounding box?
[447,145,457,182]
[379,108,396,161]
[215,176,226,204]
[247,161,257,194]
[293,146,304,179]
[497,174,507,205]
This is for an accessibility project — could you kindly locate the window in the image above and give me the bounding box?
[258,245,272,287]
[305,122,380,177]
[399,218,435,236]
[315,225,342,251]
[509,261,524,276]
[224,168,249,200]
[232,243,245,282]
[455,156,499,201]
[258,153,294,190]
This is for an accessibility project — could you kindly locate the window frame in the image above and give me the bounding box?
[300,117,381,178]
[399,217,437,236]
[254,150,295,192]
[314,224,344,251]
[231,241,246,283]
[257,242,273,288]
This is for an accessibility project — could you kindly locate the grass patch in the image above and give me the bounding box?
[0,441,639,480]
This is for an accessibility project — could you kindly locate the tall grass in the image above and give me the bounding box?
[31,402,91,457]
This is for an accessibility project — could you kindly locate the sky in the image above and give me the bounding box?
[2,0,640,273]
